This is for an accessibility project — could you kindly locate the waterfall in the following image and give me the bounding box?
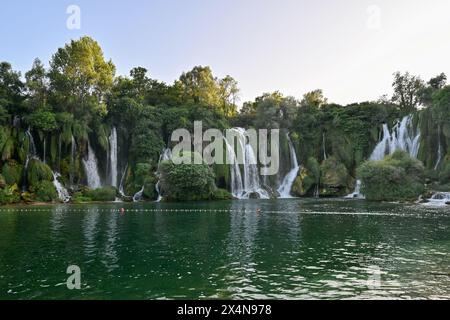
[323,132,327,160]
[108,127,118,187]
[434,127,442,170]
[224,137,244,198]
[52,172,71,203]
[70,136,76,187]
[82,140,102,189]
[227,128,269,199]
[370,115,420,161]
[22,129,38,191]
[133,186,145,202]
[345,180,365,199]
[347,115,420,199]
[155,148,172,202]
[277,134,300,198]
[424,192,450,207]
[118,164,128,197]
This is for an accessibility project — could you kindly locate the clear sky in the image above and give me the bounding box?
[2,0,450,105]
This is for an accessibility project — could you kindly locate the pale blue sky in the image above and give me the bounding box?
[2,0,450,105]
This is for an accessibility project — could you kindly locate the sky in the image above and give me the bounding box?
[2,0,450,105]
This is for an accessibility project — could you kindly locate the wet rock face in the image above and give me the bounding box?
[292,168,315,197]
[319,157,352,197]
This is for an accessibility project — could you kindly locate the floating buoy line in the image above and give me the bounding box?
[0,208,439,218]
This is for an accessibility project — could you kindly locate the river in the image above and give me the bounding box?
[0,199,449,299]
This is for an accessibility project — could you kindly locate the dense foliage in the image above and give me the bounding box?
[0,36,448,204]
[358,151,425,201]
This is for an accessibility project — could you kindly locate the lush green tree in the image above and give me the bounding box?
[48,36,115,120]
[178,66,220,107]
[392,72,425,113]
[0,62,24,122]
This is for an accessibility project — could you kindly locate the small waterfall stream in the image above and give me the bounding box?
[277,134,300,198]
[22,129,38,191]
[118,164,128,197]
[52,172,71,202]
[434,126,442,170]
[108,127,118,187]
[424,192,450,207]
[82,140,102,189]
[70,136,76,187]
[154,148,172,202]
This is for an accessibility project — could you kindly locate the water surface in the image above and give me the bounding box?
[0,199,449,300]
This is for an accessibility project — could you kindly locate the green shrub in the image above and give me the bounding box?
[0,174,5,189]
[85,187,117,201]
[0,184,20,205]
[35,180,58,202]
[357,150,425,201]
[160,152,216,201]
[27,159,53,189]
[2,160,23,186]
[71,192,92,203]
[211,188,233,200]
[439,156,450,184]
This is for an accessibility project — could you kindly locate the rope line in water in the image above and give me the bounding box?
[0,208,437,217]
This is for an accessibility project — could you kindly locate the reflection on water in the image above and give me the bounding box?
[0,199,449,299]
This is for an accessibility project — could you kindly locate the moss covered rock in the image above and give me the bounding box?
[358,150,425,201]
[292,167,316,196]
[27,159,53,189]
[0,174,6,189]
[35,181,58,202]
[0,184,20,205]
[2,160,23,186]
[85,187,117,202]
[212,188,233,200]
[320,156,352,197]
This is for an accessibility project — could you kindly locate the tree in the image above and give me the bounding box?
[392,72,424,112]
[218,75,240,117]
[0,62,24,121]
[25,58,49,111]
[301,89,328,108]
[49,36,116,119]
[178,66,220,107]
[428,73,447,90]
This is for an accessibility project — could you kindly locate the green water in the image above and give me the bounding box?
[0,199,449,300]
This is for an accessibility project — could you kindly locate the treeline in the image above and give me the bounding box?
[0,36,449,204]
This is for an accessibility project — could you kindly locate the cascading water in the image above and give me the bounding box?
[118,164,128,197]
[108,127,118,187]
[52,172,71,203]
[70,136,76,187]
[345,180,365,199]
[370,115,420,161]
[82,140,102,189]
[277,134,300,198]
[424,192,450,207]
[434,127,442,170]
[154,148,172,202]
[227,128,269,199]
[323,132,327,160]
[224,137,244,198]
[22,129,38,191]
[346,115,420,199]
[133,186,145,202]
